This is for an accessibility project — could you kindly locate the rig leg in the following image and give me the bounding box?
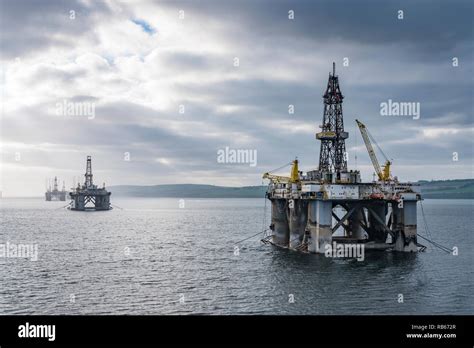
[393,200,418,252]
[288,200,309,250]
[307,200,332,254]
[348,207,366,240]
[72,195,85,211]
[94,194,110,210]
[271,199,290,247]
[368,203,388,243]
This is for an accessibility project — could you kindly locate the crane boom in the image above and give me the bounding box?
[355,119,391,181]
[262,173,291,183]
[263,159,300,183]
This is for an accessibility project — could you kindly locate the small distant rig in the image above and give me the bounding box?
[263,63,422,253]
[45,176,67,201]
[69,156,111,211]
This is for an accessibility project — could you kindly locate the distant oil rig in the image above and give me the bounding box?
[45,176,67,201]
[263,63,422,253]
[69,156,111,211]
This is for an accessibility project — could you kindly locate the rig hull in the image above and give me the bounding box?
[45,191,67,201]
[267,182,421,253]
[69,189,111,211]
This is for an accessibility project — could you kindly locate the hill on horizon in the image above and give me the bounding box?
[108,179,474,199]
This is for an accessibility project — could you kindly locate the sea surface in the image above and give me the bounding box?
[0,198,472,315]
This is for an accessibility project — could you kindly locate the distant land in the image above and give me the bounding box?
[109,184,268,198]
[109,179,474,199]
[417,179,474,199]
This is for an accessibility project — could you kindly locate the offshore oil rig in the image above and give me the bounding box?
[45,176,67,201]
[263,63,421,253]
[69,156,111,211]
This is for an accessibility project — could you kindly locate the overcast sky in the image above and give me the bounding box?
[1,0,473,196]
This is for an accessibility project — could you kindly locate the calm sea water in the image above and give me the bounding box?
[0,197,472,315]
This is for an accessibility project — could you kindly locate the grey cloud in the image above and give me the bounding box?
[159,0,473,50]
[161,51,214,71]
[0,0,111,59]
[30,64,87,85]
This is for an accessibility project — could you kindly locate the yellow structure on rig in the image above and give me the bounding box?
[355,119,392,181]
[262,158,300,183]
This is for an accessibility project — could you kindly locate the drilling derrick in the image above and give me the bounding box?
[85,156,93,188]
[316,63,349,179]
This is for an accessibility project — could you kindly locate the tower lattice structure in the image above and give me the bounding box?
[316,62,348,176]
[85,156,94,188]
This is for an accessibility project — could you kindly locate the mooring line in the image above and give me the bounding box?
[234,229,269,245]
[418,201,452,253]
[261,179,268,237]
[420,201,434,241]
[417,233,452,254]
[55,202,72,210]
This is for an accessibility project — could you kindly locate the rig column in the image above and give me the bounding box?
[72,195,85,210]
[394,200,418,252]
[348,207,365,240]
[368,203,387,242]
[307,200,332,253]
[94,195,109,210]
[271,199,290,247]
[288,200,309,249]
